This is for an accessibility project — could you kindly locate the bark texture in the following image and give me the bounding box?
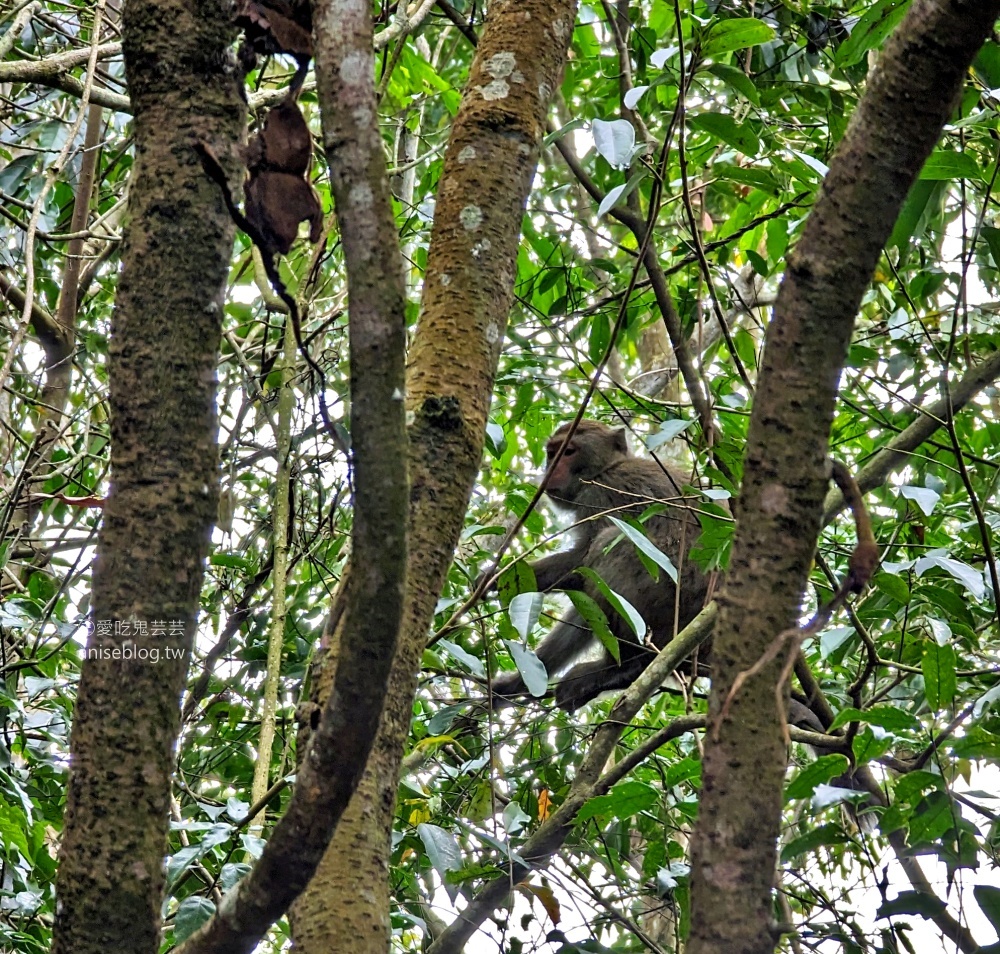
[174,0,410,951]
[51,2,245,953]
[290,2,578,951]
[687,3,1000,952]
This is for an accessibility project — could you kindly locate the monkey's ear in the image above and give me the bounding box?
[612,427,629,454]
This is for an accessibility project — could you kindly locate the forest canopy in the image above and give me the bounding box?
[2,0,1000,953]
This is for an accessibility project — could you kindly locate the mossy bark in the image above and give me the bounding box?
[687,3,1000,952]
[290,2,579,951]
[51,3,245,953]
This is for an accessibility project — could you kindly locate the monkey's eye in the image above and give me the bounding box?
[564,446,576,456]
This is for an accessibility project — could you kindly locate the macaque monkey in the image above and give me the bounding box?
[490,420,716,712]
[486,421,834,733]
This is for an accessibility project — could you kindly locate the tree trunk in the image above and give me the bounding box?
[51,3,245,952]
[687,2,1000,952]
[289,2,579,950]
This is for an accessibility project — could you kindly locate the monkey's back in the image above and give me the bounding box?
[574,457,714,651]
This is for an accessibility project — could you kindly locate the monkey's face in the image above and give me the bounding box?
[543,433,580,500]
[542,422,630,507]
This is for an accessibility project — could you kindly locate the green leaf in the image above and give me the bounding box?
[781,823,849,862]
[894,771,943,803]
[701,18,775,58]
[828,704,920,733]
[875,571,910,604]
[785,754,850,800]
[974,885,1000,938]
[922,641,956,712]
[505,640,548,697]
[174,897,216,943]
[577,781,658,823]
[210,553,253,570]
[577,567,647,639]
[713,162,781,195]
[887,179,939,251]
[417,822,463,877]
[166,845,204,888]
[437,639,485,677]
[497,562,538,607]
[706,63,760,105]
[608,517,678,582]
[484,420,507,457]
[819,626,854,659]
[0,804,31,861]
[597,167,649,218]
[544,117,587,146]
[836,0,910,68]
[688,112,760,157]
[982,225,1000,270]
[502,801,531,835]
[919,150,982,182]
[907,791,954,845]
[915,551,985,600]
[567,590,620,662]
[951,726,1000,760]
[508,592,543,640]
[852,727,895,765]
[875,890,947,921]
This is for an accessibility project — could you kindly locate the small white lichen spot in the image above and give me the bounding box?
[353,105,373,130]
[458,145,476,163]
[479,52,517,100]
[406,409,416,426]
[486,52,517,78]
[392,388,404,401]
[552,18,568,39]
[512,70,525,84]
[439,273,451,286]
[341,51,367,85]
[349,182,374,208]
[460,205,483,230]
[538,82,551,102]
[519,143,532,156]
[760,483,790,516]
[480,79,510,101]
[486,322,500,344]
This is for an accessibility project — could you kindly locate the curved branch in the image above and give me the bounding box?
[174,0,409,949]
[689,1,1000,951]
[427,606,717,954]
[823,347,1000,521]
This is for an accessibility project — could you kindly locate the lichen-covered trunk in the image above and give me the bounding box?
[687,2,1000,952]
[289,2,578,951]
[51,3,245,952]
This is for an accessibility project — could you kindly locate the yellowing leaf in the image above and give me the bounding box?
[538,788,553,821]
[518,881,561,925]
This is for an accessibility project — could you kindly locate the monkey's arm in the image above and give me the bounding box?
[528,550,589,592]
[490,611,593,706]
[477,548,586,596]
